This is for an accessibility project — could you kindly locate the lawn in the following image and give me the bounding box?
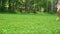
[0,13,60,34]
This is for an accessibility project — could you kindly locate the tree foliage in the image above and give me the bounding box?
[0,0,57,13]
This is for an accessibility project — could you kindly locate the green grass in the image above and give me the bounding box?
[0,13,60,34]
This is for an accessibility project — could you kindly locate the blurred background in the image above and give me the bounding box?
[0,0,60,34]
[0,0,58,14]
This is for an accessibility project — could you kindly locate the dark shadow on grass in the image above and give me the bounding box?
[52,29,60,34]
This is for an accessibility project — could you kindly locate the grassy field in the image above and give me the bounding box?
[0,13,60,34]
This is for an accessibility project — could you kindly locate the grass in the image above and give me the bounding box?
[0,13,60,34]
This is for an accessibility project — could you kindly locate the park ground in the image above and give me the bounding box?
[0,13,60,34]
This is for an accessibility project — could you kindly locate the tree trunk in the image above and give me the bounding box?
[25,0,30,13]
[1,0,6,12]
[8,0,15,13]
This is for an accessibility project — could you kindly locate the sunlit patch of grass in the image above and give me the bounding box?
[0,13,60,34]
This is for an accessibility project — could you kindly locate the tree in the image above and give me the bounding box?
[0,0,58,13]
